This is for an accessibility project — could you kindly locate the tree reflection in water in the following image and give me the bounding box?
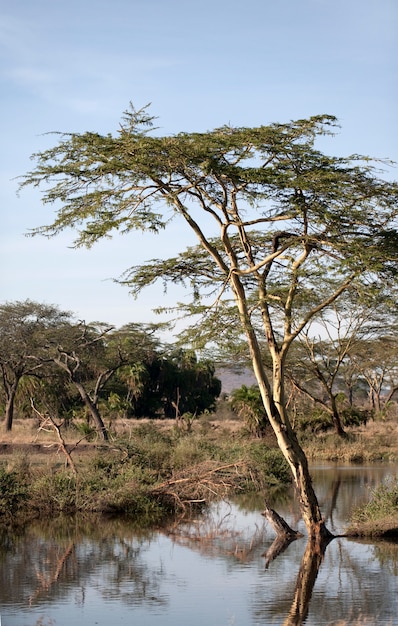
[281,537,331,626]
[0,516,167,612]
[1,471,397,626]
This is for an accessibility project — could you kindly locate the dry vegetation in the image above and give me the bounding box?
[1,410,398,535]
[2,409,398,464]
[303,418,398,463]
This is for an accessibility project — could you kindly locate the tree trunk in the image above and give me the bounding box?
[4,394,15,432]
[385,385,398,405]
[271,418,332,541]
[4,381,19,432]
[230,273,332,541]
[330,396,347,438]
[250,342,333,541]
[74,382,109,442]
[262,502,303,539]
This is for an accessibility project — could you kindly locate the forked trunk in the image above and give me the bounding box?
[230,273,332,541]
[251,348,332,541]
[74,382,109,442]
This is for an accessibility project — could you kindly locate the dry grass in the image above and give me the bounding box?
[303,417,398,463]
[328,617,392,626]
[2,414,398,471]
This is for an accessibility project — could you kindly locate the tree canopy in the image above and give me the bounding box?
[20,105,398,540]
[0,300,71,431]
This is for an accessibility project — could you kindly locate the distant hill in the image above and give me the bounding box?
[216,367,257,394]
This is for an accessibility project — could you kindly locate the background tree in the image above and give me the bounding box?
[20,106,398,540]
[112,348,221,419]
[43,321,116,441]
[347,335,398,416]
[230,384,268,437]
[42,321,161,441]
[156,349,221,419]
[0,300,71,431]
[286,292,387,436]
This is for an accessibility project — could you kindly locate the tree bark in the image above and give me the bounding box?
[228,276,333,540]
[246,323,333,541]
[271,419,332,541]
[4,394,15,432]
[262,502,303,539]
[3,381,19,432]
[330,396,347,438]
[74,381,109,442]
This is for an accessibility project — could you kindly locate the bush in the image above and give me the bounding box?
[351,478,398,524]
[296,408,333,434]
[246,444,291,490]
[229,385,268,436]
[341,407,370,427]
[30,472,78,514]
[0,467,28,518]
[1,422,293,528]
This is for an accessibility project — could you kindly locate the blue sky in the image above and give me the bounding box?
[1,0,397,331]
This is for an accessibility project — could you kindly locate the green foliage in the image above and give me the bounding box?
[0,467,28,518]
[296,406,370,435]
[18,109,398,402]
[351,478,398,524]
[246,445,291,489]
[30,472,78,514]
[230,385,268,436]
[74,420,98,440]
[295,408,334,434]
[0,300,73,430]
[341,407,370,427]
[17,108,398,525]
[0,422,294,528]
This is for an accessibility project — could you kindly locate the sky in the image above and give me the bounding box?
[1,0,397,335]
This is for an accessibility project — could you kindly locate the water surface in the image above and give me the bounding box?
[1,463,397,625]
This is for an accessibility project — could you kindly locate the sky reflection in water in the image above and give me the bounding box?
[1,465,397,626]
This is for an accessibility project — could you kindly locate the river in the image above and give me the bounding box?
[0,463,397,625]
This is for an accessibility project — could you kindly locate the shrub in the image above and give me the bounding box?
[30,472,78,514]
[0,467,28,518]
[341,407,370,427]
[246,444,291,490]
[295,408,333,434]
[351,478,398,524]
[229,385,268,436]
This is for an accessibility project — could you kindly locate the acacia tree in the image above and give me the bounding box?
[44,321,160,441]
[43,321,114,441]
[20,106,398,540]
[0,300,71,431]
[286,293,388,436]
[347,335,398,414]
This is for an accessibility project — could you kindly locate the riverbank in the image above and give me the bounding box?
[302,418,398,464]
[1,415,398,535]
[0,419,290,528]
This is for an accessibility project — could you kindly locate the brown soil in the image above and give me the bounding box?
[346,517,398,538]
